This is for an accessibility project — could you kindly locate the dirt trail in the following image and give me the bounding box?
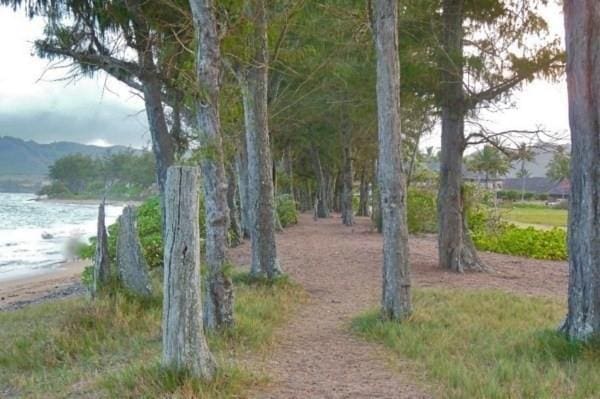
[228,213,568,398]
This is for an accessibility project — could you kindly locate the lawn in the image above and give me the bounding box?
[502,204,567,229]
[352,289,600,399]
[0,272,304,399]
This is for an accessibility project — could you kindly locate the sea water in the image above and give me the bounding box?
[0,193,122,280]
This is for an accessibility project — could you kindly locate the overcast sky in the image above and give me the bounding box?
[0,4,569,150]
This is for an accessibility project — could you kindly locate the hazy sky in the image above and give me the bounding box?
[0,8,149,148]
[0,4,569,150]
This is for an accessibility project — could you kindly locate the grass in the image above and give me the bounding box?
[0,271,304,398]
[502,205,567,229]
[352,289,600,399]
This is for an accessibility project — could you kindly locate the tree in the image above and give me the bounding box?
[512,143,535,200]
[372,0,411,320]
[467,145,510,187]
[436,0,563,272]
[48,154,97,194]
[189,0,234,330]
[546,146,570,183]
[560,0,600,340]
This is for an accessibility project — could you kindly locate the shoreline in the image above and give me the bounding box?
[0,260,88,311]
[36,197,141,206]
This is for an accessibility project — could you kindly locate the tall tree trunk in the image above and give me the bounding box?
[357,169,370,217]
[130,12,175,222]
[373,0,411,320]
[190,0,234,330]
[163,166,215,378]
[371,160,382,233]
[227,165,243,247]
[341,119,354,226]
[311,146,330,218]
[243,0,281,278]
[236,136,251,239]
[560,0,600,340]
[92,201,111,297]
[437,0,486,273]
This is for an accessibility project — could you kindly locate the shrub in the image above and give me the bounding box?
[406,189,437,234]
[79,196,206,269]
[472,224,567,260]
[37,181,72,198]
[276,194,298,227]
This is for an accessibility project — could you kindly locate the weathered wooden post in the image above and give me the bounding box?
[92,200,111,297]
[116,205,153,297]
[162,166,215,378]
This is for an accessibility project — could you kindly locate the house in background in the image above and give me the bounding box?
[502,177,570,199]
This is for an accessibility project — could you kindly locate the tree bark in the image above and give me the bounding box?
[189,0,234,330]
[227,165,243,247]
[341,119,354,226]
[373,0,411,320]
[92,200,111,297]
[116,205,153,297]
[311,146,330,218]
[162,166,216,378]
[357,169,370,217]
[560,0,600,340]
[437,0,486,273]
[236,135,251,239]
[242,0,281,278]
[371,160,382,233]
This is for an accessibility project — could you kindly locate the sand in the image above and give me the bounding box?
[0,260,88,310]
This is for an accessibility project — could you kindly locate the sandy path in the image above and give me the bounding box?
[228,213,568,398]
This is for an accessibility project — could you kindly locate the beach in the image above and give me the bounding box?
[0,260,87,310]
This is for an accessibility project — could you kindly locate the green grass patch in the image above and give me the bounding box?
[351,289,600,399]
[0,271,304,398]
[502,206,567,229]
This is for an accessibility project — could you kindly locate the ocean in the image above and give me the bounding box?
[0,193,122,280]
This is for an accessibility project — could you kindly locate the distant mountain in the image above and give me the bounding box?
[0,136,133,177]
[0,136,135,192]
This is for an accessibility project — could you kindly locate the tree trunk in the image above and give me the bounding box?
[357,170,370,217]
[92,201,111,297]
[242,0,281,279]
[560,0,600,340]
[116,206,153,297]
[190,0,234,330]
[227,165,243,247]
[162,166,216,378]
[341,120,354,226]
[236,137,251,239]
[311,146,330,218]
[437,0,486,273]
[373,0,411,320]
[371,160,382,233]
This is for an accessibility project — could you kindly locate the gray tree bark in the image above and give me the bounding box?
[437,0,486,273]
[162,166,216,378]
[560,0,600,340]
[116,206,153,298]
[373,0,412,320]
[311,146,330,218]
[242,0,281,279]
[357,170,370,217]
[371,160,382,233]
[92,200,111,297]
[236,141,251,239]
[227,165,243,247]
[189,0,234,330]
[341,119,354,226]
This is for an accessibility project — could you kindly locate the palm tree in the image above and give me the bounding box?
[512,143,535,201]
[467,145,510,188]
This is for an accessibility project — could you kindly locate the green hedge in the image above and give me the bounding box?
[407,189,437,234]
[276,194,298,227]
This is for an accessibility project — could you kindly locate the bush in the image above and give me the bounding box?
[37,181,72,198]
[406,189,437,234]
[472,224,567,260]
[276,194,298,227]
[79,196,206,269]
